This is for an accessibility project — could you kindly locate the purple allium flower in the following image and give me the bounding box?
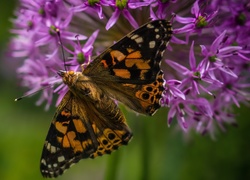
[174,0,218,35]
[69,0,104,19]
[9,0,250,137]
[150,0,177,19]
[104,0,152,30]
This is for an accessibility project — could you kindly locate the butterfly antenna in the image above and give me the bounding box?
[14,86,52,102]
[56,29,67,71]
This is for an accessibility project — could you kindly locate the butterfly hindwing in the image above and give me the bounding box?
[121,70,165,115]
[40,90,132,178]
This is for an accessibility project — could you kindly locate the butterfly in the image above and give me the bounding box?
[40,19,172,178]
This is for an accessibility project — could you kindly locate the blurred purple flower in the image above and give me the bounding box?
[166,41,221,97]
[69,0,104,19]
[174,0,218,35]
[9,0,250,136]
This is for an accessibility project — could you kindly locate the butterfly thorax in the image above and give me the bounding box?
[58,70,104,102]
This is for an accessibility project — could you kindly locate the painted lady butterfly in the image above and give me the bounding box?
[40,19,172,178]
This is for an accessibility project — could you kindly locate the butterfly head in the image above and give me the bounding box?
[58,70,79,86]
[57,70,75,76]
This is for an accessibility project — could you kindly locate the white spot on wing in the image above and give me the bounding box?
[149,41,156,48]
[135,36,143,43]
[41,158,47,165]
[50,145,57,153]
[147,23,154,28]
[130,34,139,40]
[46,143,51,150]
[58,156,65,163]
[129,34,143,44]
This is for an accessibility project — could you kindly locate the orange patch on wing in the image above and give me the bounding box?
[73,140,83,153]
[73,119,86,133]
[110,50,126,62]
[67,131,76,144]
[113,69,131,79]
[64,131,83,153]
[92,124,100,134]
[62,134,70,148]
[82,139,92,149]
[57,136,63,143]
[92,123,99,134]
[125,59,151,69]
[61,110,71,117]
[55,121,69,134]
[139,69,150,80]
[126,48,134,53]
[101,60,109,68]
[126,51,142,59]
[122,83,137,88]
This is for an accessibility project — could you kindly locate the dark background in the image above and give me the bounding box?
[0,1,249,180]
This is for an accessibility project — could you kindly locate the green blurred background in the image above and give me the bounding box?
[0,1,249,180]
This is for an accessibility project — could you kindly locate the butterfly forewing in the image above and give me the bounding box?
[84,20,172,84]
[40,20,172,178]
[84,20,172,115]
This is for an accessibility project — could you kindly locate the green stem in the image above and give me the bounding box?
[140,120,150,180]
[104,150,121,180]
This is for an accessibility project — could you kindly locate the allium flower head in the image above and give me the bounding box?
[10,0,250,137]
